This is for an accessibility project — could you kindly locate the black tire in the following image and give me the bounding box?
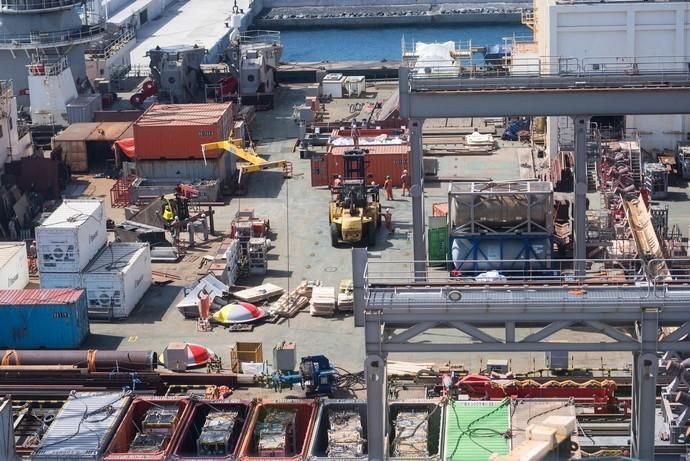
[330,223,340,247]
[366,222,377,247]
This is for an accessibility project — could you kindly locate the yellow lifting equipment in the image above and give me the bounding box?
[200,138,290,180]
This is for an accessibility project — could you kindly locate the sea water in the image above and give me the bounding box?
[280,24,532,62]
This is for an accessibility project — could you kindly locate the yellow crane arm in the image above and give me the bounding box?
[201,138,274,169]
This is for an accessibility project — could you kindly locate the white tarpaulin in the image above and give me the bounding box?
[413,41,456,75]
[466,131,494,145]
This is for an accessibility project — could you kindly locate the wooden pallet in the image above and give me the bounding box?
[310,286,336,316]
[269,280,322,318]
[233,283,284,303]
[270,295,310,318]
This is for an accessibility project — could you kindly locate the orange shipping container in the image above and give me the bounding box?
[133,103,232,160]
[432,203,448,216]
[312,144,410,187]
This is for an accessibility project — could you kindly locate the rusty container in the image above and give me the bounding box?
[238,399,317,461]
[103,396,192,461]
[172,400,254,460]
[325,144,410,187]
[133,103,232,160]
[432,203,448,217]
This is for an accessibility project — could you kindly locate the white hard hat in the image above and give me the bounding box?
[403,169,408,174]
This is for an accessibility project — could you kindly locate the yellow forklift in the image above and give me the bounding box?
[329,149,381,247]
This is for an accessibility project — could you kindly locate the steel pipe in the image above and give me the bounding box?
[0,350,157,371]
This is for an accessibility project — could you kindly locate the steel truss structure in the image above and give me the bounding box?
[398,59,690,277]
[353,249,690,460]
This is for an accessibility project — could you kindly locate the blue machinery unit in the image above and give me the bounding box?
[279,356,336,396]
[274,343,336,396]
[449,234,554,273]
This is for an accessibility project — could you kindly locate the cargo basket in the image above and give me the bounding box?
[238,399,317,461]
[308,399,367,461]
[104,396,192,461]
[172,400,254,460]
[389,399,444,461]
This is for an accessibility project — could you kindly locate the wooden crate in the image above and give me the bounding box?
[230,342,263,373]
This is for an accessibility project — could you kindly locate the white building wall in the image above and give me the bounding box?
[532,0,690,153]
[28,68,79,127]
[0,84,20,167]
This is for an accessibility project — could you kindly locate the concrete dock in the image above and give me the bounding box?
[254,3,530,29]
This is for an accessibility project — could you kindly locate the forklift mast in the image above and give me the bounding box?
[342,149,369,180]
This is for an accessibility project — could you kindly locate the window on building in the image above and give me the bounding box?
[0,125,4,138]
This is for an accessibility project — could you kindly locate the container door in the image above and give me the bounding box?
[428,217,448,266]
[311,154,329,187]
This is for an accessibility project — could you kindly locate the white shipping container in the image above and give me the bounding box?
[83,243,152,318]
[39,272,82,290]
[0,243,29,290]
[36,199,107,273]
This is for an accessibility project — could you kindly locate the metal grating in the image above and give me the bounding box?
[32,392,131,459]
[444,399,510,461]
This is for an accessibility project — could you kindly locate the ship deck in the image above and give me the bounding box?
[125,0,252,67]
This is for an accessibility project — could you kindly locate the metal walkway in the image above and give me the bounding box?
[353,250,690,460]
[399,55,690,276]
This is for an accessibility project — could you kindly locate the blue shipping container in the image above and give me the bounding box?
[0,289,90,349]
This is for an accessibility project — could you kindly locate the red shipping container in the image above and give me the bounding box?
[172,400,254,460]
[104,396,192,461]
[238,399,317,461]
[313,144,410,187]
[133,103,232,160]
[432,203,448,217]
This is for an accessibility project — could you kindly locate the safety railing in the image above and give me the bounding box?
[405,55,690,92]
[361,259,690,312]
[365,257,690,284]
[364,258,646,285]
[520,8,535,28]
[240,30,280,46]
[0,0,79,12]
[26,55,69,76]
[0,22,104,48]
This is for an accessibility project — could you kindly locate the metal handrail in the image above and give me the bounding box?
[364,257,690,293]
[364,258,690,307]
[0,22,104,47]
[0,0,79,11]
[364,258,646,284]
[239,30,280,45]
[26,55,69,76]
[406,55,690,90]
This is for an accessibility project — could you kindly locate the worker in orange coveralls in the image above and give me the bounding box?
[384,176,393,200]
